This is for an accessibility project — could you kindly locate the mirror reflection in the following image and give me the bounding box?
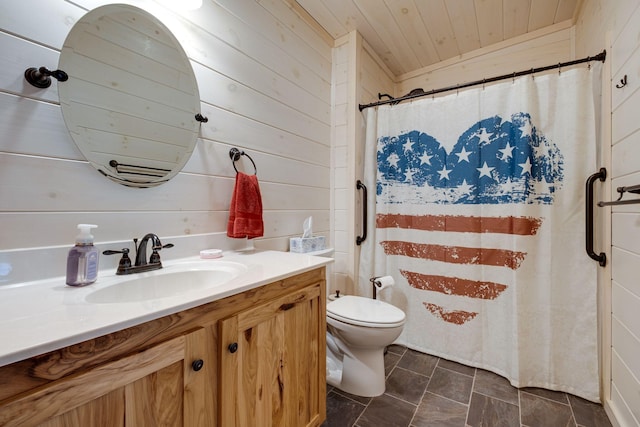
[58,4,201,187]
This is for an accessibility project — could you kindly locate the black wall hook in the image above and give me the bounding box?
[195,113,208,123]
[615,75,627,89]
[229,148,257,175]
[24,66,68,89]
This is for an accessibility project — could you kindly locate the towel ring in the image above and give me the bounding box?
[229,148,257,175]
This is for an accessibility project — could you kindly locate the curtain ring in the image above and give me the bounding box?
[482,78,486,90]
[530,68,534,80]
[512,72,516,83]
[558,63,562,74]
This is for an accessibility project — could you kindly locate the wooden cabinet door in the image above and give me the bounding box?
[219,283,325,427]
[0,328,209,427]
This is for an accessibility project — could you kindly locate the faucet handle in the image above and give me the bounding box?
[152,243,174,250]
[102,248,132,274]
[149,243,173,264]
[103,248,130,259]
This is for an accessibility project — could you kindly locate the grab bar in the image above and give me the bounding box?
[356,180,367,245]
[586,168,606,266]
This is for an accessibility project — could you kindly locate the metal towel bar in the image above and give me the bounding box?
[108,160,170,177]
[598,183,640,206]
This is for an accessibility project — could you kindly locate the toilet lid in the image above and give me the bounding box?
[327,295,405,327]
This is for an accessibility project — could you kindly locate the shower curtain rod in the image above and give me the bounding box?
[358,50,606,111]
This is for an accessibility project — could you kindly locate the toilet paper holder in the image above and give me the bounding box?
[370,276,394,299]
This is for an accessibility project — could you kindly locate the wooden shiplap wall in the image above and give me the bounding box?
[331,32,394,296]
[330,37,351,295]
[609,21,640,423]
[576,0,640,425]
[0,0,331,285]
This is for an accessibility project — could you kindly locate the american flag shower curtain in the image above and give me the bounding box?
[359,67,600,401]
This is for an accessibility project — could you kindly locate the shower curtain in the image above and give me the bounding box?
[359,67,600,401]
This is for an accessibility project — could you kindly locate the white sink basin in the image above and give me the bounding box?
[85,261,247,303]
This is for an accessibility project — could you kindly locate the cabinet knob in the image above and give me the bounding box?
[228,342,238,353]
[192,359,204,371]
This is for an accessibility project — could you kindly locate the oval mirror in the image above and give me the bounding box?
[58,4,201,188]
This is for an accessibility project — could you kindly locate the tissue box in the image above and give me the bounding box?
[289,236,326,253]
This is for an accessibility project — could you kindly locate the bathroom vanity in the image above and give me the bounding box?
[0,251,328,426]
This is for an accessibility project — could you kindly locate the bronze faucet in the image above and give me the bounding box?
[103,234,174,275]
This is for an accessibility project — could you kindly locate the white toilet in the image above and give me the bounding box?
[325,295,406,397]
[305,247,406,397]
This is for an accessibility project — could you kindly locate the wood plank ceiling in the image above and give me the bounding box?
[295,0,580,77]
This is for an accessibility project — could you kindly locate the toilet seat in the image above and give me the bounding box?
[327,295,405,328]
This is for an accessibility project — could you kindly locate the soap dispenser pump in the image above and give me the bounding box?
[66,224,99,286]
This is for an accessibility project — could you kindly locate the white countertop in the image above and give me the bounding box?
[0,250,332,368]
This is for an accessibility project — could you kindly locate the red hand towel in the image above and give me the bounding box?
[227,172,264,239]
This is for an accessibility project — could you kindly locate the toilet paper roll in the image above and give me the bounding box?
[373,275,395,292]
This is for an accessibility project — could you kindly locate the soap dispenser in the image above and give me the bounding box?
[66,224,99,286]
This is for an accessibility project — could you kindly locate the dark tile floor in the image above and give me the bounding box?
[322,345,612,427]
